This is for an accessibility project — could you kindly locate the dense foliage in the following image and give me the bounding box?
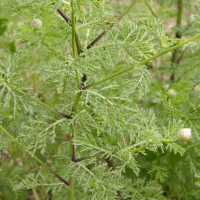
[1,0,200,199]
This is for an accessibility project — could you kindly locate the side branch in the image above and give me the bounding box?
[83,33,200,90]
[73,139,178,162]
[0,79,71,119]
[0,124,69,186]
[86,0,138,50]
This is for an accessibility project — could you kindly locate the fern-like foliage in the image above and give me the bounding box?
[1,0,200,199]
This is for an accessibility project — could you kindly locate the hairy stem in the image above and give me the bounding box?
[86,0,138,50]
[0,124,69,186]
[83,33,200,90]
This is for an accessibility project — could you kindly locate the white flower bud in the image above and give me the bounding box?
[195,85,200,92]
[31,19,42,30]
[191,14,196,21]
[167,89,177,99]
[177,128,191,142]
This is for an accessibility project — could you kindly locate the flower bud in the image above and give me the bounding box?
[167,89,177,99]
[177,128,191,142]
[195,85,200,92]
[31,19,42,30]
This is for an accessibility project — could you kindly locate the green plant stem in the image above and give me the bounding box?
[42,41,66,61]
[176,0,183,38]
[69,134,75,200]
[86,0,138,49]
[118,0,138,20]
[75,32,83,55]
[129,145,147,153]
[129,139,178,153]
[177,47,188,64]
[69,1,77,199]
[68,89,82,200]
[57,8,83,55]
[75,139,178,162]
[71,0,76,59]
[75,69,81,89]
[32,188,40,200]
[0,124,69,186]
[73,152,105,162]
[68,92,83,200]
[146,2,158,18]
[84,33,200,90]
[73,91,82,112]
[15,88,65,116]
[171,0,183,81]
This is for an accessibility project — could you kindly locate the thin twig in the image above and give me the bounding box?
[0,124,69,186]
[86,0,138,50]
[57,8,72,23]
[146,2,158,18]
[105,156,122,198]
[105,156,115,171]
[0,78,72,119]
[176,47,188,64]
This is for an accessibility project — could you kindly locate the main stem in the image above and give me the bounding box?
[69,133,75,200]
[69,1,78,199]
[57,8,83,55]
[171,0,183,81]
